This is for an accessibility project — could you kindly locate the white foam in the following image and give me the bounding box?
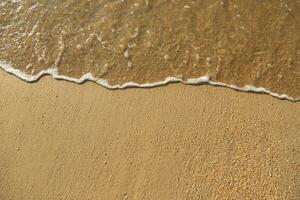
[0,61,298,102]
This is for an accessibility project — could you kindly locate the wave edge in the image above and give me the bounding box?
[0,61,298,102]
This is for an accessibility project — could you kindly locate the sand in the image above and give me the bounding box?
[1,1,299,199]
[1,0,300,98]
[0,70,299,200]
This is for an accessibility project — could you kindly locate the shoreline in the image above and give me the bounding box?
[0,62,298,102]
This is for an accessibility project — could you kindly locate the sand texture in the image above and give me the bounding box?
[0,71,299,200]
[1,0,300,98]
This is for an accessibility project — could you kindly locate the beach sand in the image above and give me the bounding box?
[0,70,299,199]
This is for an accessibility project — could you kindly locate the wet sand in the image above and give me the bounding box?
[1,0,300,98]
[0,70,299,199]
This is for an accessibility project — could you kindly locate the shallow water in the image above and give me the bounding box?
[0,0,299,100]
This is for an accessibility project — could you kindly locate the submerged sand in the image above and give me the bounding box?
[0,71,299,199]
[1,0,300,98]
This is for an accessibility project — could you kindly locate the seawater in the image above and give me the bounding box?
[0,0,299,101]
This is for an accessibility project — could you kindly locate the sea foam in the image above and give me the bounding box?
[0,61,298,102]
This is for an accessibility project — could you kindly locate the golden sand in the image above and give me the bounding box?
[1,0,300,98]
[0,70,299,199]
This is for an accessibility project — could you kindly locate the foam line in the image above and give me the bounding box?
[0,61,298,102]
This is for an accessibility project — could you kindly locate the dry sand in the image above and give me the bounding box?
[0,70,299,200]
